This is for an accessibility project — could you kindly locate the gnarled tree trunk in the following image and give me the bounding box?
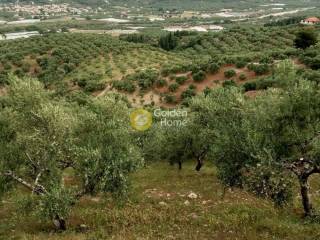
[53,215,67,231]
[287,158,320,217]
[178,160,182,170]
[195,157,203,171]
[3,170,68,230]
[299,176,314,217]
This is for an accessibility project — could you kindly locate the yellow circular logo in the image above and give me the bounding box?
[130,109,152,131]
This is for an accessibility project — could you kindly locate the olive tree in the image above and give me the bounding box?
[141,108,212,171]
[191,61,320,216]
[0,76,143,230]
[191,87,262,186]
[258,80,320,216]
[0,76,78,230]
[73,96,143,198]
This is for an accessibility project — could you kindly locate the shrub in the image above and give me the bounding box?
[84,81,105,93]
[223,80,236,88]
[260,56,273,64]
[188,63,201,73]
[112,80,136,93]
[22,62,31,73]
[248,64,270,75]
[243,81,257,91]
[224,69,236,78]
[244,164,294,207]
[192,70,206,82]
[256,78,276,90]
[14,69,24,78]
[203,87,212,96]
[176,76,188,85]
[181,86,196,99]
[308,57,320,70]
[235,60,247,68]
[126,69,158,90]
[164,94,176,103]
[239,73,247,81]
[161,67,170,77]
[242,78,276,91]
[189,84,196,90]
[207,63,220,74]
[168,83,179,92]
[0,73,8,85]
[156,78,167,87]
[301,69,320,83]
[3,63,12,70]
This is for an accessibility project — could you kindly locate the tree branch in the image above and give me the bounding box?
[3,170,47,195]
[3,171,34,191]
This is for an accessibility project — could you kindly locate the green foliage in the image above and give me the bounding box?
[192,70,206,82]
[207,63,220,74]
[74,73,105,92]
[243,81,257,91]
[189,60,320,213]
[175,76,188,85]
[248,63,270,75]
[112,80,136,93]
[191,87,254,187]
[235,60,247,68]
[181,86,196,100]
[239,73,247,81]
[0,76,143,229]
[156,78,167,87]
[37,187,74,221]
[244,164,294,207]
[120,33,153,44]
[222,79,236,88]
[125,69,159,90]
[159,32,178,51]
[265,16,305,27]
[164,94,176,103]
[294,29,318,50]
[224,69,236,78]
[174,26,295,58]
[168,83,179,92]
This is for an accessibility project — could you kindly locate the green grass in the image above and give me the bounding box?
[1,161,320,239]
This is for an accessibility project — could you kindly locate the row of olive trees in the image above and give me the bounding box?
[0,76,143,230]
[143,61,320,217]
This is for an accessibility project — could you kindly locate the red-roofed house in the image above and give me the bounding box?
[301,17,320,25]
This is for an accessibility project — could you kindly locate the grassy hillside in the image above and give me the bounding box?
[1,161,320,239]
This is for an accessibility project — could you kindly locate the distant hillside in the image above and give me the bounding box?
[109,0,320,10]
[3,0,320,9]
[1,0,106,6]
